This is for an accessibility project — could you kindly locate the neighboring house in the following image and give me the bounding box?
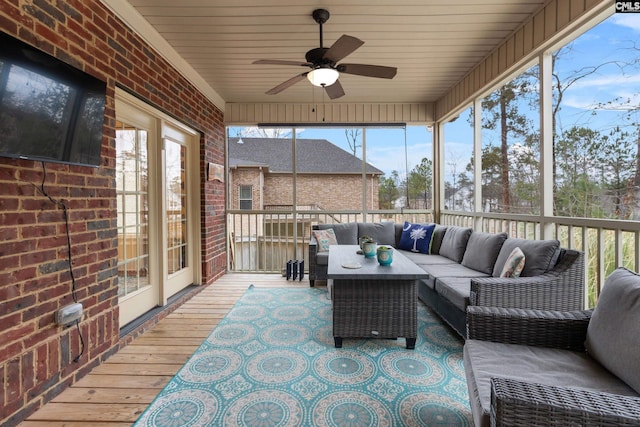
[228,137,383,211]
[227,137,384,272]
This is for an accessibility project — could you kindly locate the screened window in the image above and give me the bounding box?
[480,63,540,214]
[443,106,474,212]
[239,185,253,210]
[552,13,640,220]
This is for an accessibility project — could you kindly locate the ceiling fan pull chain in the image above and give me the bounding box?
[322,89,326,122]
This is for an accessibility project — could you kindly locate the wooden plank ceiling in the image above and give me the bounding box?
[120,0,549,104]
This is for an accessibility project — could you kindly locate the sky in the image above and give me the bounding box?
[230,11,640,183]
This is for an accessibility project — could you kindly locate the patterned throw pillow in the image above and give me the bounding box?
[312,229,338,252]
[500,247,525,278]
[398,222,436,254]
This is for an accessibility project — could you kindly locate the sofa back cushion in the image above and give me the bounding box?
[317,222,358,245]
[585,267,640,393]
[438,226,473,262]
[358,222,396,246]
[431,225,448,255]
[492,238,560,277]
[461,232,508,275]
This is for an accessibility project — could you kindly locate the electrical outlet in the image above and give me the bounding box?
[56,303,83,326]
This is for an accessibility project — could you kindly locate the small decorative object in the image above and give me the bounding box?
[359,236,373,249]
[341,262,362,269]
[377,245,394,266]
[207,162,224,182]
[362,241,377,258]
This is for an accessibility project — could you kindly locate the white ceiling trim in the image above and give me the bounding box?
[100,0,226,112]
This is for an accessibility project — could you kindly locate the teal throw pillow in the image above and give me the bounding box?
[398,222,436,254]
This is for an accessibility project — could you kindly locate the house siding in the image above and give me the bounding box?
[0,1,225,426]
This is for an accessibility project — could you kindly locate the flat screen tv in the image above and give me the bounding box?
[0,32,106,167]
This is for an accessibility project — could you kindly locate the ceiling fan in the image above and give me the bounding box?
[253,8,397,99]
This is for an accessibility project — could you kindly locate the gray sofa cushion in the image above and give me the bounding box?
[318,222,358,245]
[492,237,560,277]
[435,277,474,310]
[421,263,489,294]
[461,232,508,275]
[402,252,456,267]
[438,226,473,262]
[464,339,639,427]
[358,222,396,246]
[430,225,448,255]
[585,267,640,393]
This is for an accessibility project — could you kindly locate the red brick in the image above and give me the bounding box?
[47,339,60,376]
[35,344,48,383]
[22,351,35,391]
[6,357,21,403]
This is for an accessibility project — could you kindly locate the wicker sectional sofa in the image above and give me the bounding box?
[308,221,585,338]
[463,267,640,426]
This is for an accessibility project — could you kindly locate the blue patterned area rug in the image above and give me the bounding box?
[134,286,472,426]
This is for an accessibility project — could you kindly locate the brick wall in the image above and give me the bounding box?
[264,174,380,210]
[0,1,226,425]
[229,169,380,210]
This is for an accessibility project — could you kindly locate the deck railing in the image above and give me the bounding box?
[227,209,640,307]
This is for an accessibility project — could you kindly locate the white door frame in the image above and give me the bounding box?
[116,88,201,325]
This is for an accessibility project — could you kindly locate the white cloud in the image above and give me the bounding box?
[610,14,640,32]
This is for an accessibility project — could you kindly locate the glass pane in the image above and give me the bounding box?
[239,185,252,200]
[552,14,640,219]
[116,120,150,297]
[480,64,540,214]
[367,127,433,211]
[297,127,367,212]
[443,106,474,211]
[166,139,188,274]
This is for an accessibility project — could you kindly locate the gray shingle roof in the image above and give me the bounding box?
[228,137,383,174]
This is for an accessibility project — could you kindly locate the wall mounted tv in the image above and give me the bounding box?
[0,32,106,167]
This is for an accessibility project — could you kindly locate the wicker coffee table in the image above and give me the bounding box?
[327,245,428,349]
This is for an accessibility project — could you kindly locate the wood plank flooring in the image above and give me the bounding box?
[19,273,315,427]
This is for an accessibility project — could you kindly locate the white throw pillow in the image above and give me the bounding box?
[500,247,525,278]
[312,229,337,252]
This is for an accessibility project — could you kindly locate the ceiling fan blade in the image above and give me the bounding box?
[253,59,311,67]
[265,73,308,95]
[323,35,364,63]
[324,79,345,99]
[338,63,397,79]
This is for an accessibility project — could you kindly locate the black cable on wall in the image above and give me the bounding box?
[35,162,85,363]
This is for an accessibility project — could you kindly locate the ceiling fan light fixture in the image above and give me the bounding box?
[307,68,339,87]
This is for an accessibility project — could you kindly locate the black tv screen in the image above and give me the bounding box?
[0,32,106,167]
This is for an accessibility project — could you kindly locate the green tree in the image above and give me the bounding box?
[406,158,433,208]
[478,146,502,211]
[481,69,538,212]
[554,126,605,217]
[599,127,636,219]
[378,172,400,209]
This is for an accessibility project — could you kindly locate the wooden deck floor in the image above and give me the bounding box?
[19,273,314,427]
